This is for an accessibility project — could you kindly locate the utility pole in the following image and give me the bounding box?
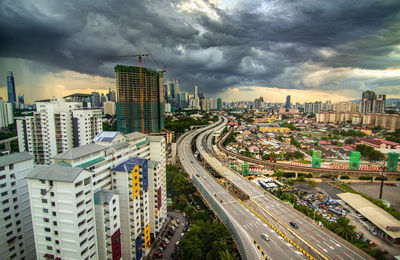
[379,162,386,200]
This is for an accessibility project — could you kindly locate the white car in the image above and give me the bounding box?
[261,233,270,241]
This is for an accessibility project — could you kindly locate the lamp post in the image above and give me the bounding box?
[379,161,386,200]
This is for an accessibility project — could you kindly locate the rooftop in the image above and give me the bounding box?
[27,166,84,183]
[93,131,119,142]
[52,143,107,160]
[0,152,33,167]
[126,132,147,141]
[112,157,147,172]
[337,192,400,239]
[94,189,116,205]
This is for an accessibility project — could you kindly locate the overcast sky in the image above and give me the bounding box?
[0,0,399,103]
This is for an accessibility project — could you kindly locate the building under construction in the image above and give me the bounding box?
[115,65,165,134]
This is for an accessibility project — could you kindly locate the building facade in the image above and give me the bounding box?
[7,72,16,104]
[27,166,97,260]
[0,153,36,260]
[115,65,165,134]
[16,98,102,165]
[0,98,14,128]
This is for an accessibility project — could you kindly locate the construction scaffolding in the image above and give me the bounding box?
[387,153,399,172]
[312,150,321,168]
[349,151,361,170]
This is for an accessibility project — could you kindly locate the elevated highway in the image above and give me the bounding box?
[196,117,372,260]
[178,119,309,260]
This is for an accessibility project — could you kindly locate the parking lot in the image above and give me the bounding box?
[155,211,188,259]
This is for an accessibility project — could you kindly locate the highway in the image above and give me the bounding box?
[178,119,307,260]
[195,117,372,260]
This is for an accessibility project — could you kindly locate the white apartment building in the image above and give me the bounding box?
[50,131,167,258]
[0,98,14,128]
[147,136,167,236]
[103,101,116,116]
[27,166,97,260]
[16,98,102,165]
[94,190,121,260]
[0,152,36,260]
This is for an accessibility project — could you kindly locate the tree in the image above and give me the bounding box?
[333,218,356,241]
[171,173,190,195]
[219,249,239,260]
[356,144,385,161]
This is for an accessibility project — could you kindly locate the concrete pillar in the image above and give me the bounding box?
[5,141,10,152]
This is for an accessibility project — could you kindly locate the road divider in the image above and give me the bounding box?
[251,237,270,260]
[240,199,320,260]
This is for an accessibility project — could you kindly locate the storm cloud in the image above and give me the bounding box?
[0,0,399,98]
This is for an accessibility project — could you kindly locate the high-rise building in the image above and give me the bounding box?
[47,131,167,259]
[217,98,222,110]
[18,95,24,104]
[0,152,36,259]
[359,90,386,114]
[194,85,198,99]
[91,92,101,108]
[107,88,116,102]
[115,65,165,134]
[27,166,97,260]
[0,98,14,128]
[7,72,16,104]
[304,101,322,114]
[285,95,291,111]
[16,98,102,165]
[103,101,116,116]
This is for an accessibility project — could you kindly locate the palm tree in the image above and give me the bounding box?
[219,249,239,260]
[333,217,356,241]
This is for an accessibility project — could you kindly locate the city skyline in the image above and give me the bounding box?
[0,0,400,103]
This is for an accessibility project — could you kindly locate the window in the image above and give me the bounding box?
[14,205,18,210]
[44,218,49,223]
[84,178,91,186]
[3,207,9,213]
[16,220,21,225]
[52,211,56,216]
[0,166,5,171]
[51,202,55,206]
[56,249,60,254]
[47,246,53,250]
[49,180,53,186]
[2,199,9,205]
[4,215,11,221]
[50,192,54,197]
[40,180,45,184]
[53,221,57,226]
[44,227,50,232]
[13,197,17,202]
[55,240,59,245]
[54,231,58,235]
[42,208,48,213]
[9,164,14,170]
[45,237,51,241]
[1,191,8,196]
[42,199,48,203]
[12,189,16,194]
[40,189,46,195]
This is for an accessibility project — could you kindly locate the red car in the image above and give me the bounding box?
[160,242,167,249]
[155,251,162,258]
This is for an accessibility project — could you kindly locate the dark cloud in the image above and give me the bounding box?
[0,0,399,97]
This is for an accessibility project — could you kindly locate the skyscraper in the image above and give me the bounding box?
[194,85,198,99]
[115,65,165,134]
[7,71,16,103]
[285,95,291,111]
[359,90,386,114]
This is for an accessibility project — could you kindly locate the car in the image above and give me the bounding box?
[261,233,270,241]
[356,231,363,239]
[181,232,185,238]
[196,173,200,177]
[290,221,299,229]
[368,241,376,247]
[166,234,172,239]
[191,160,194,163]
[368,227,378,236]
[155,251,162,258]
[175,241,180,247]
[171,250,177,258]
[163,238,169,244]
[160,242,167,249]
